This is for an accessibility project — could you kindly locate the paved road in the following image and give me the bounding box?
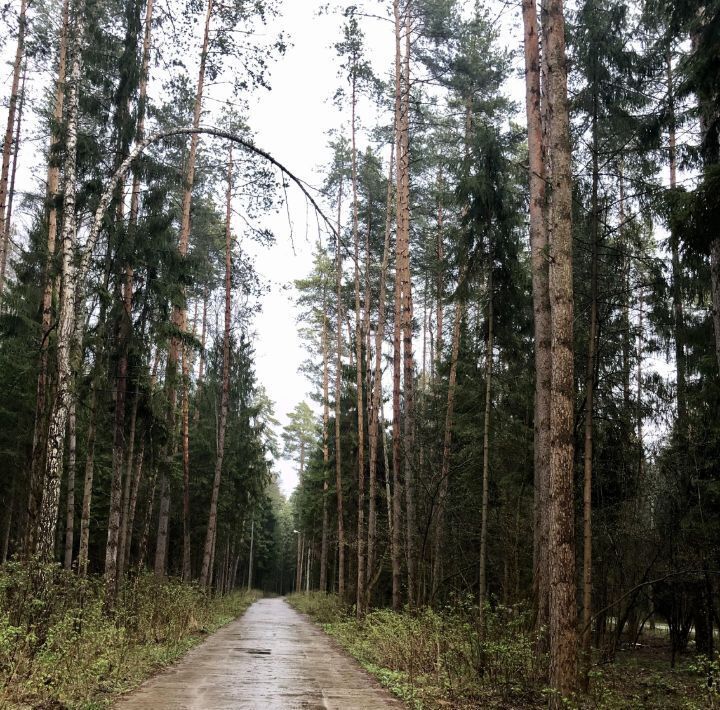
[115,597,402,709]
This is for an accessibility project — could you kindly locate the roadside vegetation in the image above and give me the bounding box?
[0,563,258,709]
[289,592,714,709]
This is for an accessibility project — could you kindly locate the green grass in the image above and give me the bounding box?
[0,561,259,709]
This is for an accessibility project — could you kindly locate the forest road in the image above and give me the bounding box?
[114,597,403,709]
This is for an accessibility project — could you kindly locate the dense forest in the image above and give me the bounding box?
[0,0,718,707]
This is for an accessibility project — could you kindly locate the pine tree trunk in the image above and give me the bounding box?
[711,240,720,374]
[118,386,140,576]
[334,183,346,599]
[367,144,394,598]
[196,287,208,410]
[320,302,330,593]
[667,56,687,432]
[138,463,158,570]
[36,0,86,563]
[581,115,600,687]
[432,295,462,600]
[478,267,494,626]
[435,167,444,372]
[542,0,578,701]
[2,60,27,291]
[156,0,213,579]
[523,0,552,645]
[350,71,367,617]
[78,386,98,576]
[393,0,416,609]
[63,401,76,569]
[124,434,146,570]
[200,147,232,589]
[111,0,155,589]
[181,343,192,580]
[0,0,28,297]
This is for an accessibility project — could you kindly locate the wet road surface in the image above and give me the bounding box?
[115,597,403,709]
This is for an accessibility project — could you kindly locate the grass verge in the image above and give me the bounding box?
[0,561,259,709]
[288,592,712,709]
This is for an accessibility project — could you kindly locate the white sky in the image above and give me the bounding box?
[246,2,395,496]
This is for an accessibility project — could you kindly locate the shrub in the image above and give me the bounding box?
[0,561,258,708]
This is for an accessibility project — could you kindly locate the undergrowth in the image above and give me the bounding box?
[289,592,710,709]
[0,561,259,709]
[289,592,545,708]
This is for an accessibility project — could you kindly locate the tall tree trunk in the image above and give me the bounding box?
[109,0,155,593]
[2,59,27,292]
[193,289,208,422]
[394,0,416,609]
[320,299,330,593]
[478,266,494,626]
[181,343,192,580]
[247,518,254,591]
[432,295,462,600]
[26,0,70,558]
[334,184,346,599]
[124,434,146,570]
[711,241,720,373]
[523,0,551,644]
[36,0,86,562]
[138,463,158,570]
[435,166,444,373]
[667,56,687,432]
[350,71,367,617]
[199,147,232,589]
[581,108,600,687]
[390,85,403,613]
[156,0,213,578]
[0,0,28,298]
[542,0,578,701]
[63,401,76,569]
[118,385,140,576]
[367,145,394,598]
[295,530,302,592]
[78,386,98,575]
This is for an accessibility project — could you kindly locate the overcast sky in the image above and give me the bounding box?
[246,2,396,496]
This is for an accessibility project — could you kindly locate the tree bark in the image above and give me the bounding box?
[523,0,551,645]
[110,0,155,591]
[367,144,394,599]
[394,0,416,609]
[667,55,687,431]
[478,266,494,627]
[320,294,330,593]
[542,0,578,701]
[581,108,600,687]
[350,68,367,617]
[157,0,213,578]
[63,401,76,569]
[181,342,192,580]
[711,240,720,374]
[36,0,86,563]
[334,181,346,599]
[2,59,27,292]
[200,147,232,589]
[432,294,462,600]
[0,0,28,297]
[27,0,70,553]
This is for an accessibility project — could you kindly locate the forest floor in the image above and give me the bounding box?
[116,597,402,709]
[288,593,715,709]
